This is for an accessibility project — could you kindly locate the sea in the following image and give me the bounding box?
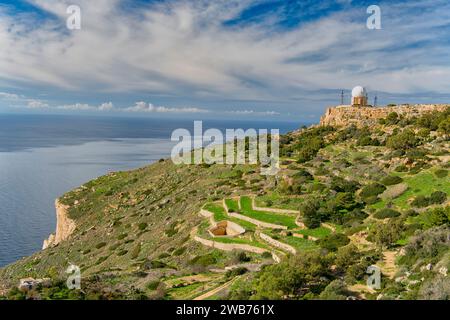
[0,113,302,267]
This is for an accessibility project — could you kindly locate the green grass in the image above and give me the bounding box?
[371,168,450,210]
[204,203,227,221]
[295,226,331,239]
[254,193,304,210]
[225,199,240,212]
[203,202,256,231]
[166,282,205,299]
[239,197,298,229]
[212,236,269,249]
[277,235,318,251]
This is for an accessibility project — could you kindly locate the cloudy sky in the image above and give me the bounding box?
[0,0,449,120]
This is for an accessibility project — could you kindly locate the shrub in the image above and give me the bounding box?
[357,135,380,146]
[146,280,160,291]
[233,251,251,263]
[330,176,360,193]
[117,233,127,240]
[158,252,170,259]
[429,191,447,205]
[165,228,178,237]
[300,199,321,229]
[386,112,399,125]
[360,183,386,198]
[189,254,217,267]
[96,256,108,264]
[172,247,186,256]
[434,169,448,179]
[117,249,128,256]
[319,233,350,252]
[421,207,449,227]
[370,219,405,247]
[380,175,403,186]
[386,129,419,150]
[362,196,379,205]
[292,169,313,181]
[438,118,450,134]
[405,149,427,161]
[373,208,401,219]
[95,242,107,249]
[130,243,141,259]
[319,280,350,300]
[399,226,449,267]
[411,195,430,208]
[226,267,248,278]
[395,165,408,172]
[138,222,148,231]
[109,243,120,251]
[264,200,273,207]
[148,260,167,269]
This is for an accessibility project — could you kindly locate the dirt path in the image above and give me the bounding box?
[378,250,397,279]
[193,277,239,300]
[348,231,374,250]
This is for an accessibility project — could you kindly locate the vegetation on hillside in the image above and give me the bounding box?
[1,107,449,300]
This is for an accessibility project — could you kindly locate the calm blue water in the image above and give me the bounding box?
[0,113,300,267]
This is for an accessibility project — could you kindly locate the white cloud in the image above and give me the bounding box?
[0,0,449,111]
[56,102,117,111]
[125,101,208,113]
[98,102,114,111]
[27,99,49,109]
[0,92,20,100]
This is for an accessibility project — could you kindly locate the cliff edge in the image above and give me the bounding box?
[320,104,448,127]
[42,199,76,249]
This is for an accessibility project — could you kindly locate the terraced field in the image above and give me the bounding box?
[194,196,339,258]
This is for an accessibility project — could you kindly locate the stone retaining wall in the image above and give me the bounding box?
[194,236,268,254]
[228,212,287,230]
[259,233,296,254]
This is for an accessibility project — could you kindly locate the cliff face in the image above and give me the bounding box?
[42,199,76,249]
[320,104,448,127]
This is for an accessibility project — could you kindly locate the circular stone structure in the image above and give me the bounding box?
[208,221,245,237]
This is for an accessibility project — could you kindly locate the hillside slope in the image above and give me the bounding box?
[1,107,449,300]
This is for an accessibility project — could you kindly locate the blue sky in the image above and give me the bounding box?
[0,0,449,120]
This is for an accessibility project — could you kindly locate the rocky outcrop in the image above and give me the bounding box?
[320,104,448,127]
[42,199,76,249]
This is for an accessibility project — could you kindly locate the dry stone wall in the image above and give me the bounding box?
[320,104,448,127]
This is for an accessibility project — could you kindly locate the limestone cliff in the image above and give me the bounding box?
[320,104,448,127]
[42,199,76,249]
